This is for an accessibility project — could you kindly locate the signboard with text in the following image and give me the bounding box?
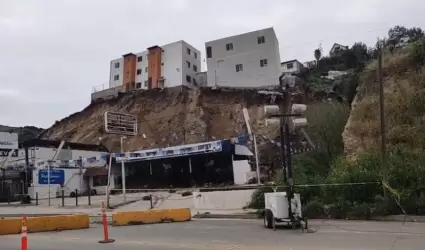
[104,111,138,136]
[38,169,65,185]
[0,132,18,149]
[0,149,18,157]
[115,140,223,162]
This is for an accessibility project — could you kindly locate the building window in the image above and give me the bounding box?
[226,43,233,51]
[206,46,212,58]
[144,80,148,88]
[137,56,143,62]
[194,52,197,59]
[186,75,192,83]
[136,82,142,88]
[260,59,268,67]
[187,48,191,55]
[114,75,119,81]
[114,62,120,68]
[93,176,108,187]
[158,81,164,88]
[287,63,294,69]
[235,64,243,72]
[257,36,265,44]
[193,65,197,72]
[145,67,148,73]
[186,61,191,68]
[136,69,142,75]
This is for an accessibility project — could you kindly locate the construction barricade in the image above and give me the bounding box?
[112,208,191,226]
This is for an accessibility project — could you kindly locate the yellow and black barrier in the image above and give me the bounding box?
[0,214,90,235]
[112,208,191,226]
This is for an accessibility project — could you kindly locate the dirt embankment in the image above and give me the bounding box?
[39,87,284,152]
[343,43,425,159]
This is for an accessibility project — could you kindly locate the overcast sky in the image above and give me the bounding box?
[0,0,424,128]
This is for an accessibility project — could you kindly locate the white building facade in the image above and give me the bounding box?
[205,27,281,88]
[281,60,304,75]
[109,40,201,91]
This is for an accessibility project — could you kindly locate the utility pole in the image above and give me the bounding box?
[279,74,294,221]
[378,41,388,200]
[266,74,308,222]
[279,74,289,183]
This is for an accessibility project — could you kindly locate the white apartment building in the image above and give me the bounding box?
[205,27,282,88]
[109,40,201,91]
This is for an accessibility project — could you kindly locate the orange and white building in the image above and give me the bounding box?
[109,40,201,91]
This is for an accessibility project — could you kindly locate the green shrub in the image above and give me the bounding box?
[409,39,425,70]
[303,200,325,218]
[325,200,353,219]
[347,203,373,219]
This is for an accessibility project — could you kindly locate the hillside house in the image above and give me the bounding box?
[281,60,304,75]
[329,43,349,57]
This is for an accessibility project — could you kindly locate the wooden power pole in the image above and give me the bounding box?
[378,41,388,200]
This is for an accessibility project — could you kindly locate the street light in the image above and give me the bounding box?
[264,103,308,221]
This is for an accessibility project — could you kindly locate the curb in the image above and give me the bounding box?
[109,199,144,209]
[192,213,260,220]
[192,213,425,223]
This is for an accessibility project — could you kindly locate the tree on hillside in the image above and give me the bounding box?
[408,27,425,42]
[387,25,425,53]
[314,44,323,67]
[351,42,370,68]
[304,102,350,160]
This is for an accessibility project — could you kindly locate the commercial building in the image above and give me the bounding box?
[205,27,282,88]
[112,135,256,189]
[109,40,201,91]
[0,139,115,200]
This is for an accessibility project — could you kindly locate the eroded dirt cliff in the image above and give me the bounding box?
[343,44,425,159]
[39,87,285,152]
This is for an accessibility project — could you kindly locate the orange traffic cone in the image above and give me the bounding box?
[21,216,28,250]
[98,202,115,244]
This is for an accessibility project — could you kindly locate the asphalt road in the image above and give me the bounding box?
[2,219,425,250]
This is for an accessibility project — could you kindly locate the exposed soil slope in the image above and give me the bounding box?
[39,87,284,152]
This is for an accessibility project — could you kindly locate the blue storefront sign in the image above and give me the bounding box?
[115,140,224,162]
[38,169,65,185]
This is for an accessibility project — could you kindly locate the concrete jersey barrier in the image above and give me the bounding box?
[193,189,255,210]
[112,208,191,226]
[0,214,90,235]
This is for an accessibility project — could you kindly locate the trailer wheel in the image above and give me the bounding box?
[264,209,273,229]
[91,189,97,196]
[70,192,76,197]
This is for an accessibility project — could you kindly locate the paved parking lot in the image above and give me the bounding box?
[1,219,425,250]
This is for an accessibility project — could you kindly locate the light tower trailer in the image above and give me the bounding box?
[263,192,308,231]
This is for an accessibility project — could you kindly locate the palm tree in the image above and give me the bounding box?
[314,44,322,68]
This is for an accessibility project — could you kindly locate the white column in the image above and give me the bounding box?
[120,136,126,202]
